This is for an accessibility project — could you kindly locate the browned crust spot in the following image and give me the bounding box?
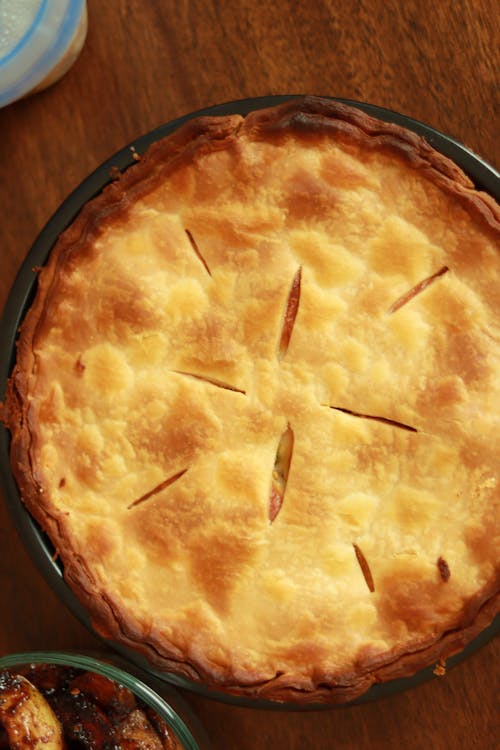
[437,556,451,582]
[75,356,86,374]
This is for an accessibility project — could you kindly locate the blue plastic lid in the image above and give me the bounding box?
[0,0,86,107]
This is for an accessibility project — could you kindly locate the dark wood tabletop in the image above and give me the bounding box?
[0,1,498,748]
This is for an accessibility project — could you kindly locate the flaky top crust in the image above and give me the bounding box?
[3,97,500,704]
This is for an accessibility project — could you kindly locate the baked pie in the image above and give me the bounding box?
[3,97,499,704]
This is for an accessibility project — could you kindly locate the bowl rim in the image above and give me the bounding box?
[0,95,498,710]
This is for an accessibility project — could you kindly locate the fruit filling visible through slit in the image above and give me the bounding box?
[269,424,294,523]
[278,267,302,359]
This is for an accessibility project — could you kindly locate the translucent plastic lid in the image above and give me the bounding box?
[0,0,86,107]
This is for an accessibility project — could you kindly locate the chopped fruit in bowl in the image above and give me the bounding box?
[0,653,207,750]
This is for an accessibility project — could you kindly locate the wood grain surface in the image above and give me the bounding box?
[0,1,498,748]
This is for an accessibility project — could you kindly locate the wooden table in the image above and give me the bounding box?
[0,1,498,748]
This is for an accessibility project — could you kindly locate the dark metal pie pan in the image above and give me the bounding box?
[0,96,498,710]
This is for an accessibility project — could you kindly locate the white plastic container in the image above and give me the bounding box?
[0,0,87,107]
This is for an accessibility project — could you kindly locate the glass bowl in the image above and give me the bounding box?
[0,651,208,749]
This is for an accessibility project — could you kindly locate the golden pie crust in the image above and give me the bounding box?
[3,97,500,704]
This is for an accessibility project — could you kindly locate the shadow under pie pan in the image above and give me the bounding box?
[0,96,498,710]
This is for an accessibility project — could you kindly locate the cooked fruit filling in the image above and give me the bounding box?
[269,424,294,523]
[0,672,64,750]
[278,267,302,360]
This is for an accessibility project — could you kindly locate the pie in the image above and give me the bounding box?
[3,97,499,704]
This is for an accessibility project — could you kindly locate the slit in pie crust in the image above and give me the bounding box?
[2,97,500,704]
